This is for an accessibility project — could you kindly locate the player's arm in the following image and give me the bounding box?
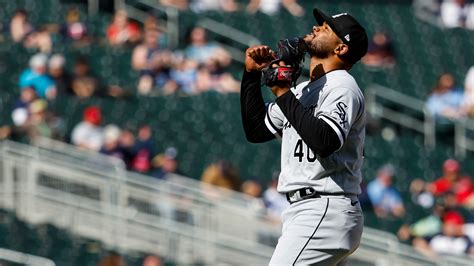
[276,91,341,157]
[240,46,278,143]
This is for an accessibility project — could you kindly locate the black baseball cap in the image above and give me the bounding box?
[313,8,368,64]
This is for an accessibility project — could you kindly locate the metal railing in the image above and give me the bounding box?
[366,84,474,158]
[0,248,55,266]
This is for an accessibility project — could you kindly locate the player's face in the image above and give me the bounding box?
[304,22,342,58]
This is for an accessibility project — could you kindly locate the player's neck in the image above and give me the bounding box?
[309,57,345,81]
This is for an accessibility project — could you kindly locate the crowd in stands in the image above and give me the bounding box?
[361,159,474,257]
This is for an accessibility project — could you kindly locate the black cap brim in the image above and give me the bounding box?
[313,9,337,31]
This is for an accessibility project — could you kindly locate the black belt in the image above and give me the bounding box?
[285,187,347,204]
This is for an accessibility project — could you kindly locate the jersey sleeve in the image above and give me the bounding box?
[265,102,285,137]
[316,88,363,148]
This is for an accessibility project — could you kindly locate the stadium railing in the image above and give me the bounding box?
[0,139,472,265]
[367,84,474,158]
[0,247,55,266]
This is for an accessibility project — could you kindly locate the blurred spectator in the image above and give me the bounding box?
[201,160,241,191]
[413,210,474,256]
[10,9,33,42]
[195,57,240,93]
[48,54,72,95]
[60,7,89,44]
[263,173,289,219]
[150,147,180,179]
[427,159,474,208]
[170,55,198,94]
[12,86,37,127]
[410,178,436,209]
[26,99,53,139]
[142,254,163,266]
[461,66,474,117]
[71,57,100,99]
[426,73,464,121]
[398,203,446,242]
[191,0,238,13]
[132,27,176,95]
[106,9,141,46]
[241,180,266,213]
[367,164,406,218]
[131,124,155,173]
[118,128,137,168]
[19,53,57,99]
[23,26,53,53]
[184,27,231,66]
[440,0,474,30]
[362,31,396,68]
[247,0,304,17]
[100,124,125,160]
[71,106,103,151]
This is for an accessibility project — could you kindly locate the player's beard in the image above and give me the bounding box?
[305,37,333,58]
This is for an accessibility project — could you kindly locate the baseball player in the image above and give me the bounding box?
[240,8,368,265]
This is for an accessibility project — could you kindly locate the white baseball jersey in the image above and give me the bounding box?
[264,70,365,195]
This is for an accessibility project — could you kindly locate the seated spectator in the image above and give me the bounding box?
[100,124,125,160]
[241,180,266,213]
[71,106,103,151]
[19,53,57,99]
[201,160,241,191]
[60,7,89,44]
[48,54,72,95]
[71,57,100,99]
[440,0,474,30]
[362,31,396,69]
[263,173,289,219]
[118,128,137,168]
[12,86,37,127]
[413,210,474,256]
[151,147,180,179]
[398,202,446,242]
[247,0,304,17]
[106,9,141,46]
[131,124,155,173]
[367,164,406,218]
[170,56,198,94]
[10,9,33,42]
[184,27,231,66]
[428,159,473,207]
[426,73,464,121]
[195,55,240,93]
[23,26,53,53]
[132,27,176,95]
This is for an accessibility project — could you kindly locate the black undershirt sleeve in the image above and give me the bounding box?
[240,70,275,143]
[275,91,342,157]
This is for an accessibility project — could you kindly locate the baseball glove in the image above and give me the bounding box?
[263,38,306,88]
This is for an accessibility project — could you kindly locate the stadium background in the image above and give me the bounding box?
[0,0,473,265]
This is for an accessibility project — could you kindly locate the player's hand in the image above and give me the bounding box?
[245,45,276,72]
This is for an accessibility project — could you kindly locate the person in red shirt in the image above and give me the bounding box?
[106,9,141,46]
[428,159,474,207]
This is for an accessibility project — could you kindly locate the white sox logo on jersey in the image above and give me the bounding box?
[334,102,348,128]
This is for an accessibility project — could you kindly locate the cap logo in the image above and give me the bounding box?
[344,34,350,42]
[332,13,348,18]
